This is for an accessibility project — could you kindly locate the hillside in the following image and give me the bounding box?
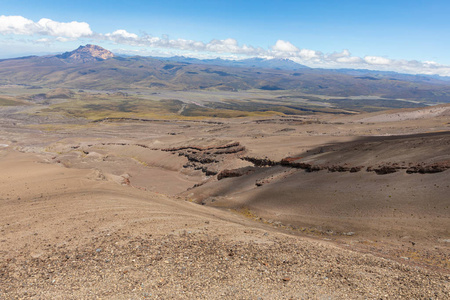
[1,102,449,298]
[0,45,449,103]
[1,150,448,298]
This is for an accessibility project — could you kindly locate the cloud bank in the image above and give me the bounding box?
[0,15,92,39]
[1,15,449,76]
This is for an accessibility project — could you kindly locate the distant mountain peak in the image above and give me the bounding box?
[156,55,309,70]
[57,44,114,63]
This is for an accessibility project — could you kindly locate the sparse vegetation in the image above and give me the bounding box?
[0,96,27,106]
[0,51,449,103]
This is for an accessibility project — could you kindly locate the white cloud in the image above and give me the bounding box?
[35,38,50,43]
[169,38,205,51]
[423,61,439,67]
[206,38,238,52]
[0,15,35,35]
[0,15,92,39]
[56,37,69,42]
[324,49,363,64]
[328,49,351,59]
[364,56,391,65]
[336,56,363,63]
[271,40,299,52]
[298,48,321,60]
[36,18,92,38]
[270,40,321,61]
[205,38,261,54]
[106,29,138,40]
[103,32,263,56]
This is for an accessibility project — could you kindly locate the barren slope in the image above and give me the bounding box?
[187,131,450,266]
[1,100,449,298]
[1,149,449,299]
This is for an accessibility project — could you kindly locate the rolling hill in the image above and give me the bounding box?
[0,45,449,103]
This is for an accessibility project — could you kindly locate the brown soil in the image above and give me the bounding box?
[0,104,449,298]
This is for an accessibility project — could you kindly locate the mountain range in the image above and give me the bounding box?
[0,44,449,103]
[154,56,310,70]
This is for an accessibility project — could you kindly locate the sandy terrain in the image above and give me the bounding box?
[1,104,449,298]
[356,105,450,123]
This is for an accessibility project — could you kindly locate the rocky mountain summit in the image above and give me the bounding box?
[57,44,114,63]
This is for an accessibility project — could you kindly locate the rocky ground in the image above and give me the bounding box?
[0,104,449,298]
[1,151,449,299]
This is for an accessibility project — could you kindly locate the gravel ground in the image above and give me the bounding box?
[1,107,449,299]
[2,228,449,299]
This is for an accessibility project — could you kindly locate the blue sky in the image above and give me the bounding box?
[1,0,449,75]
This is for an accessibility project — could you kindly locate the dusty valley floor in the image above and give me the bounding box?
[0,102,449,298]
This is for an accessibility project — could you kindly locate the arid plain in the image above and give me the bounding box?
[1,46,450,298]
